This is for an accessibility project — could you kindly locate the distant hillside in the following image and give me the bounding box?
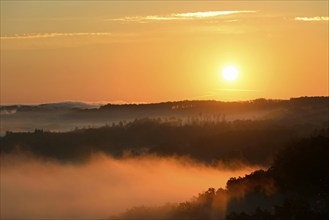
[0,101,99,112]
[1,97,328,136]
[2,96,328,113]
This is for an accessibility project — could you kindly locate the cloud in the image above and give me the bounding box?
[0,32,112,40]
[110,10,256,23]
[294,16,329,21]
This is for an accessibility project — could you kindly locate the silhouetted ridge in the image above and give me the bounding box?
[119,135,329,219]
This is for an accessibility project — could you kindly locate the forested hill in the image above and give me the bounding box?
[1,117,329,165]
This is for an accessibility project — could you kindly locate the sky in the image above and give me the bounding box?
[1,1,328,104]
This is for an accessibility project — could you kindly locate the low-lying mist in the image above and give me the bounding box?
[0,153,259,219]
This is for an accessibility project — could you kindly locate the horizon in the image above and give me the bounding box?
[1,95,329,106]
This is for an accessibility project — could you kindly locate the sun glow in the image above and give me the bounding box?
[222,65,239,81]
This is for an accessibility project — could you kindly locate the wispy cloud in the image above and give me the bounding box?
[175,11,255,18]
[294,16,329,22]
[110,10,256,23]
[1,32,112,40]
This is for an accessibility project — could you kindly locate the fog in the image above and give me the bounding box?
[1,153,258,219]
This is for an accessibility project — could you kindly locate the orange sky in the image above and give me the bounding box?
[1,1,328,104]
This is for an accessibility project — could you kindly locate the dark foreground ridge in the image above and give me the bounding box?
[118,135,329,220]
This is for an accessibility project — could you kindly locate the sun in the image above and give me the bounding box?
[222,65,239,81]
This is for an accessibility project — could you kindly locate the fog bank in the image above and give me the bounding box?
[1,153,258,219]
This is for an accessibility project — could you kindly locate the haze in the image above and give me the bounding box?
[1,1,328,219]
[1,1,328,104]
